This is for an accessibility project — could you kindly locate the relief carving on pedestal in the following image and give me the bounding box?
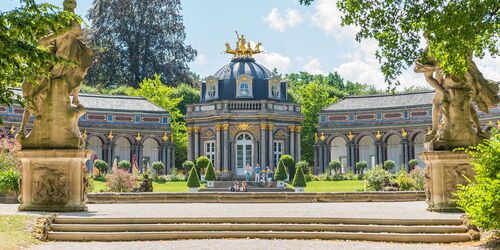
[424,165,432,205]
[32,166,68,204]
[444,164,474,199]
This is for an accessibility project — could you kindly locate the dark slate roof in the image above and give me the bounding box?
[324,91,435,111]
[213,57,272,80]
[11,89,166,113]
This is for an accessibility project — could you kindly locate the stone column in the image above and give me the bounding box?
[260,123,267,167]
[194,126,200,160]
[223,123,229,171]
[313,144,318,174]
[137,144,144,172]
[107,142,115,171]
[289,126,295,162]
[164,143,171,173]
[318,143,324,173]
[268,123,274,169]
[375,141,383,165]
[215,124,222,171]
[170,141,175,170]
[187,127,193,161]
[296,126,302,161]
[401,138,409,171]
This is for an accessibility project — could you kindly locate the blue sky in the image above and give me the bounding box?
[1,0,499,89]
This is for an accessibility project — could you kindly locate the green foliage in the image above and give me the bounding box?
[170,83,200,116]
[117,160,131,170]
[328,160,342,174]
[396,170,415,191]
[409,168,425,191]
[93,160,108,174]
[152,161,165,174]
[196,156,210,169]
[280,155,295,179]
[0,169,20,193]
[274,159,288,181]
[0,137,18,172]
[296,160,309,175]
[355,161,368,174]
[364,165,391,191]
[300,0,500,86]
[204,161,217,181]
[382,160,396,171]
[292,164,307,187]
[0,0,80,107]
[456,129,500,230]
[186,166,200,188]
[105,169,136,192]
[182,160,195,171]
[408,159,420,168]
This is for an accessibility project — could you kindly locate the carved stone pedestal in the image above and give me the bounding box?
[419,151,474,212]
[17,149,91,212]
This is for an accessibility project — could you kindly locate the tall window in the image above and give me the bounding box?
[207,84,216,98]
[271,84,279,97]
[273,141,284,168]
[204,141,215,165]
[239,82,249,96]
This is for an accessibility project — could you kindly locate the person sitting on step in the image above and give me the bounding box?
[241,181,247,192]
[232,180,239,192]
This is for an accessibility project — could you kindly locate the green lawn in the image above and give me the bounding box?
[91,180,197,192]
[0,215,39,250]
[294,180,364,192]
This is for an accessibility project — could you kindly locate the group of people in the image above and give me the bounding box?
[245,163,273,184]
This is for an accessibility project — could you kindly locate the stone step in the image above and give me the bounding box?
[199,188,294,192]
[51,223,468,234]
[54,217,464,226]
[212,181,277,188]
[47,231,473,243]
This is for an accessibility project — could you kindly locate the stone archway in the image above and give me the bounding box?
[87,136,104,160]
[358,135,376,169]
[386,134,403,171]
[142,138,159,168]
[115,137,131,162]
[413,133,425,167]
[330,137,348,173]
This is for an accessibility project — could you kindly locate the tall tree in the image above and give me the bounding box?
[0,0,78,108]
[86,0,197,88]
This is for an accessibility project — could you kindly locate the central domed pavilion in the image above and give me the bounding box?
[186,34,303,178]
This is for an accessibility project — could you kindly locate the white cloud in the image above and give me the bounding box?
[303,57,325,75]
[263,8,303,32]
[310,0,358,41]
[475,55,500,81]
[197,54,207,66]
[253,43,291,72]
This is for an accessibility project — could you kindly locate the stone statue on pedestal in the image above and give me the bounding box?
[16,0,93,212]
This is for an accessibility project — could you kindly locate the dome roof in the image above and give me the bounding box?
[213,57,272,80]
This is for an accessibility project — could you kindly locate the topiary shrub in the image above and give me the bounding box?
[105,169,136,192]
[292,164,307,187]
[187,166,201,188]
[456,129,500,230]
[383,160,396,172]
[152,161,164,175]
[93,160,108,175]
[118,160,131,170]
[204,161,217,181]
[296,160,309,175]
[355,161,368,175]
[196,156,210,171]
[408,159,420,169]
[364,165,391,191]
[328,160,342,175]
[280,155,295,179]
[0,169,20,193]
[274,159,288,181]
[182,160,195,172]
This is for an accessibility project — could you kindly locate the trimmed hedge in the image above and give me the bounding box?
[274,159,288,181]
[118,160,131,170]
[186,166,201,188]
[204,161,217,181]
[328,160,342,174]
[93,159,108,174]
[152,161,164,174]
[280,155,295,179]
[292,164,307,187]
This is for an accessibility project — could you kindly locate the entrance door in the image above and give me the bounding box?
[236,133,253,176]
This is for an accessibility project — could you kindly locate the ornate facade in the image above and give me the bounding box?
[315,87,500,173]
[1,90,173,172]
[186,35,303,177]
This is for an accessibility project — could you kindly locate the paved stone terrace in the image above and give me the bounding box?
[1,201,460,219]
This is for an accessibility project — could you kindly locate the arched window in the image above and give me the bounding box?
[239,82,249,96]
[271,84,280,97]
[207,84,216,98]
[236,133,252,175]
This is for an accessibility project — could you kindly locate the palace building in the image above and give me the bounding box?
[315,86,500,173]
[185,34,303,177]
[1,90,174,172]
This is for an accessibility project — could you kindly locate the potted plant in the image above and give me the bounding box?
[204,161,217,188]
[328,160,342,175]
[274,159,288,188]
[292,164,307,192]
[195,156,210,181]
[187,166,200,192]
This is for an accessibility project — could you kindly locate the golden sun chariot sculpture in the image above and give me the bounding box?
[225,31,263,58]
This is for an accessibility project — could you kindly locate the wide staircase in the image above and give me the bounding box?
[201,181,294,192]
[47,216,476,243]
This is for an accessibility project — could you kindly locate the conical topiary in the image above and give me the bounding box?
[292,163,307,187]
[187,166,201,188]
[204,161,217,181]
[274,159,288,181]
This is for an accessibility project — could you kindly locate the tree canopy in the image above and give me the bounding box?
[86,0,197,88]
[300,0,500,85]
[0,0,79,108]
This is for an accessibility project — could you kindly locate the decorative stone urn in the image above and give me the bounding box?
[419,151,474,212]
[277,180,285,188]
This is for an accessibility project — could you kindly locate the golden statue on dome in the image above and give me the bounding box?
[225,31,263,58]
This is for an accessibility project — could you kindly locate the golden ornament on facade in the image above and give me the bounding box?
[194,127,200,133]
[427,126,432,134]
[260,123,267,130]
[222,123,230,131]
[295,126,302,133]
[161,132,168,142]
[187,127,194,134]
[375,130,382,140]
[267,123,274,130]
[289,126,296,132]
[347,131,354,141]
[401,128,408,138]
[320,132,326,141]
[215,124,222,131]
[237,123,252,131]
[82,129,88,140]
[107,130,114,140]
[9,125,15,135]
[135,132,142,142]
[224,31,263,58]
